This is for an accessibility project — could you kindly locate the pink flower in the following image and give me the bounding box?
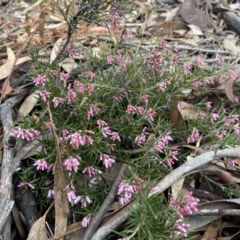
[167,150,178,166]
[97,119,107,128]
[66,88,76,104]
[196,58,204,66]
[229,70,237,81]
[211,113,219,123]
[87,105,100,119]
[141,95,149,104]
[69,131,94,148]
[117,181,137,205]
[225,115,239,126]
[192,79,202,88]
[187,128,200,143]
[60,71,71,85]
[216,130,227,140]
[53,97,64,108]
[145,108,156,121]
[228,158,237,166]
[81,216,91,227]
[218,55,226,67]
[67,190,77,203]
[74,80,85,93]
[86,71,95,81]
[173,43,179,52]
[106,55,114,64]
[126,105,136,114]
[63,156,80,172]
[37,145,47,153]
[34,74,47,86]
[205,102,212,109]
[100,153,115,168]
[177,101,186,109]
[47,189,54,198]
[39,90,50,102]
[34,159,48,171]
[154,132,173,153]
[18,182,35,189]
[234,123,240,134]
[83,166,95,177]
[184,62,192,75]
[11,127,40,141]
[134,127,149,146]
[156,81,169,92]
[110,131,121,141]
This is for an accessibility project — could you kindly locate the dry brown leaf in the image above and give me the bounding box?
[27,217,48,240]
[178,102,206,121]
[201,218,222,240]
[54,159,69,238]
[50,38,63,63]
[18,91,39,118]
[0,47,16,80]
[0,79,13,98]
[223,35,240,55]
[178,0,211,30]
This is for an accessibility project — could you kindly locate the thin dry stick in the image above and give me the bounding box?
[82,163,128,240]
[91,147,240,240]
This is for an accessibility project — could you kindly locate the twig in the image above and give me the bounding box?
[82,163,128,240]
[53,0,109,63]
[91,147,240,240]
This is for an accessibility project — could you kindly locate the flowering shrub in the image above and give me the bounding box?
[12,8,240,238]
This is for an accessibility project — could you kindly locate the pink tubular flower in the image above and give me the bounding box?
[66,88,76,104]
[34,74,47,86]
[184,62,192,75]
[153,132,173,153]
[87,105,100,119]
[126,105,136,114]
[134,127,149,146]
[156,81,170,92]
[100,153,115,168]
[218,55,226,67]
[86,71,95,81]
[11,127,40,141]
[110,131,121,141]
[37,145,47,153]
[187,127,200,143]
[234,123,240,134]
[229,70,237,81]
[53,97,64,108]
[97,119,107,128]
[74,80,85,93]
[216,130,227,140]
[211,113,219,123]
[225,115,239,126]
[83,166,96,177]
[34,159,48,171]
[167,150,178,166]
[117,181,137,205]
[81,216,91,227]
[69,131,94,148]
[18,182,35,189]
[177,101,186,109]
[205,101,212,109]
[60,71,71,85]
[63,156,80,172]
[47,189,54,198]
[145,108,156,121]
[39,90,50,102]
[106,55,114,64]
